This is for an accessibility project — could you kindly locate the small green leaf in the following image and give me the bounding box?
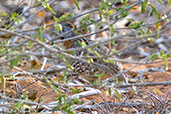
[71,88,81,94]
[74,98,81,104]
[90,20,97,24]
[121,7,125,17]
[10,57,20,68]
[113,78,118,84]
[10,12,20,23]
[121,0,128,4]
[151,54,158,61]
[150,9,154,17]
[114,89,122,100]
[163,58,168,70]
[147,37,153,43]
[93,80,99,86]
[7,74,15,80]
[42,2,56,15]
[167,54,171,58]
[51,85,60,94]
[0,11,7,16]
[87,58,94,64]
[54,23,63,33]
[92,51,101,58]
[38,98,44,102]
[141,0,149,13]
[23,92,28,100]
[38,27,43,35]
[53,106,60,111]
[108,59,114,64]
[65,61,73,70]
[149,4,161,20]
[157,0,163,3]
[73,0,80,10]
[1,75,5,90]
[160,51,168,70]
[83,24,88,33]
[58,14,72,22]
[140,29,145,36]
[168,0,171,7]
[111,49,120,55]
[128,21,141,29]
[28,40,33,48]
[95,73,105,78]
[53,16,59,22]
[111,40,115,45]
[108,88,112,96]
[78,41,87,48]
[110,24,114,37]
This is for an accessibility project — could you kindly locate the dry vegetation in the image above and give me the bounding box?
[0,0,171,113]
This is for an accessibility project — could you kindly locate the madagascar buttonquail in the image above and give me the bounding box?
[58,22,125,83]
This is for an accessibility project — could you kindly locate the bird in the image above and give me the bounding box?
[57,22,125,83]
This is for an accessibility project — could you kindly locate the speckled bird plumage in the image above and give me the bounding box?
[58,22,125,82]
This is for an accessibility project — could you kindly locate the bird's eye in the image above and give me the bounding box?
[61,37,65,40]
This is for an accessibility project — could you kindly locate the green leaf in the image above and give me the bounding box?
[113,78,118,84]
[1,75,5,90]
[53,16,59,22]
[58,14,72,22]
[77,41,87,48]
[42,2,56,15]
[51,85,60,94]
[168,0,171,7]
[73,0,80,10]
[90,20,97,24]
[95,73,105,78]
[53,106,60,111]
[28,40,33,48]
[74,98,81,104]
[111,40,115,45]
[121,0,128,4]
[10,12,19,22]
[110,24,114,37]
[7,74,15,80]
[0,11,7,16]
[114,89,122,100]
[141,0,149,13]
[128,21,141,29]
[108,59,114,64]
[71,88,81,94]
[150,9,154,17]
[23,92,28,100]
[38,98,44,102]
[140,29,145,36]
[92,51,101,58]
[147,37,153,43]
[38,27,42,34]
[14,102,23,109]
[160,51,168,70]
[54,23,63,33]
[167,54,171,58]
[10,57,20,68]
[149,4,161,20]
[108,88,112,96]
[121,7,125,17]
[157,0,163,3]
[87,58,94,64]
[163,58,168,70]
[93,79,99,86]
[83,24,88,33]
[151,54,158,61]
[65,63,73,70]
